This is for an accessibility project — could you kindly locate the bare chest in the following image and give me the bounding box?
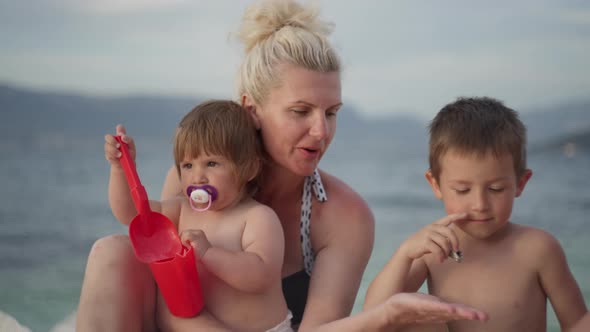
[427,253,547,332]
[177,206,246,251]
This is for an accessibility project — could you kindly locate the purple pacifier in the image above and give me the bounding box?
[186,185,218,212]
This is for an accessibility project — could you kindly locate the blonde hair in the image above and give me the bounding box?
[236,0,341,105]
[174,100,262,196]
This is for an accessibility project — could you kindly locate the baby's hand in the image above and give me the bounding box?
[104,124,136,168]
[180,229,211,259]
[400,213,467,263]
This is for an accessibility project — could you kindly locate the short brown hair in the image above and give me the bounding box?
[174,100,262,196]
[428,97,527,180]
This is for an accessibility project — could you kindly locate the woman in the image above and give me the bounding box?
[76,1,487,331]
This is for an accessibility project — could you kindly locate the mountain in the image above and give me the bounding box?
[0,84,427,153]
[1,83,588,155]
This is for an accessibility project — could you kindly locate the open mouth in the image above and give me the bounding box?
[300,147,320,156]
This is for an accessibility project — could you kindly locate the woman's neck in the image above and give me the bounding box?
[257,164,305,204]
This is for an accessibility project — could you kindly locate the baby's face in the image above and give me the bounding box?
[431,150,529,240]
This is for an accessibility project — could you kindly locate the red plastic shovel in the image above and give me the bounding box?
[114,136,182,262]
[115,136,204,317]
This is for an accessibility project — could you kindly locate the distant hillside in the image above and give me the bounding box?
[529,126,590,155]
[519,101,590,145]
[1,84,588,155]
[0,84,197,139]
[0,84,427,153]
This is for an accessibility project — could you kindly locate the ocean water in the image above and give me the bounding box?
[0,135,588,331]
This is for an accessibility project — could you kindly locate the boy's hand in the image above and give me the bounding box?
[104,124,136,168]
[400,213,467,263]
[180,229,211,259]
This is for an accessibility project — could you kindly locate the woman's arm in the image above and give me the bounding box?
[310,293,488,332]
[297,174,375,331]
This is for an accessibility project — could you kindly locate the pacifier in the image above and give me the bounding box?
[186,185,218,212]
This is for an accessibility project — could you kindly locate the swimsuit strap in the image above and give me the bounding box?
[300,169,327,275]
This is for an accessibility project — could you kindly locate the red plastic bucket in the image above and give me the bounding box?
[150,245,204,317]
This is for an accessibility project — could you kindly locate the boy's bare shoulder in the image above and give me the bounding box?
[511,223,563,261]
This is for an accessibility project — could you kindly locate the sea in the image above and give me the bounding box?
[0,131,588,331]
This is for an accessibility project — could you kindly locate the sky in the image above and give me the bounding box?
[1,0,589,119]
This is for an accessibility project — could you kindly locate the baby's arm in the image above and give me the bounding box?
[105,126,181,227]
[189,204,284,292]
[364,213,466,309]
[535,229,587,330]
[105,126,139,225]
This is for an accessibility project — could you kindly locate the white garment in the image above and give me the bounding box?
[0,310,32,332]
[265,311,294,332]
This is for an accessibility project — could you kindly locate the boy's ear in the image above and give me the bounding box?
[425,170,443,200]
[241,94,261,130]
[515,169,533,197]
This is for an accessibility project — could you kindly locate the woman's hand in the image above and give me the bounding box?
[104,124,136,168]
[382,292,488,327]
[399,213,466,263]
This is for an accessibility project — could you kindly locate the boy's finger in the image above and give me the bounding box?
[435,212,468,226]
[426,242,447,262]
[430,232,452,254]
[439,227,460,251]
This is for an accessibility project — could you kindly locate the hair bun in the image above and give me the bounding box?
[237,0,333,53]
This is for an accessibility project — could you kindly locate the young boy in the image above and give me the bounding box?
[364,97,587,331]
[104,100,293,332]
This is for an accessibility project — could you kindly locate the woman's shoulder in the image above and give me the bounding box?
[316,169,374,226]
[310,169,374,265]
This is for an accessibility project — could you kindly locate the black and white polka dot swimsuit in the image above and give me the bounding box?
[300,168,328,275]
[282,169,327,325]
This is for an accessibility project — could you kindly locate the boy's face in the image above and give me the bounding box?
[426,150,532,240]
[179,152,244,211]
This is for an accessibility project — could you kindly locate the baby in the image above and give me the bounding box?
[105,100,292,332]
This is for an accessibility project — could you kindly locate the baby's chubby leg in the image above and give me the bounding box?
[156,293,230,332]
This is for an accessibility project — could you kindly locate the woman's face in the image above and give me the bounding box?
[249,65,342,176]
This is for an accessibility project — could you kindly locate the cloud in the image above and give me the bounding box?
[343,38,590,118]
[61,0,190,15]
[558,8,590,25]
